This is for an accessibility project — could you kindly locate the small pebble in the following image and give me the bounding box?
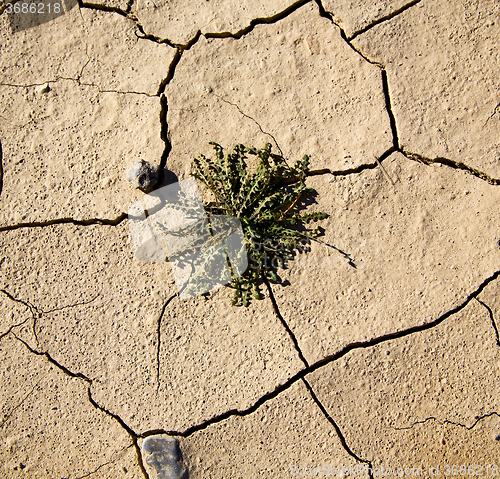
[126,159,159,192]
[36,83,51,95]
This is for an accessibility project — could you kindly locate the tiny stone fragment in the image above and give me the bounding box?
[142,435,188,479]
[36,83,51,95]
[126,159,159,192]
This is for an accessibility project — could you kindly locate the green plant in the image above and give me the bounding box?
[190,142,327,306]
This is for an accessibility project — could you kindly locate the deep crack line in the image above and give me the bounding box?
[203,0,311,40]
[315,1,400,157]
[265,269,373,474]
[380,69,399,150]
[156,48,184,95]
[79,0,138,21]
[158,94,172,177]
[302,377,374,479]
[297,146,397,182]
[134,21,190,49]
[400,149,500,186]
[125,0,134,15]
[10,331,149,478]
[0,213,127,232]
[140,269,500,439]
[392,411,500,432]
[475,298,500,347]
[155,32,202,95]
[348,0,422,41]
[156,293,178,392]
[86,389,149,479]
[13,334,92,383]
[154,0,313,94]
[263,275,309,367]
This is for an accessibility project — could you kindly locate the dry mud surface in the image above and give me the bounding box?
[1,0,500,478]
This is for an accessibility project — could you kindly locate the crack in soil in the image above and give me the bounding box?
[78,0,138,21]
[9,332,150,478]
[475,298,500,347]
[0,315,31,342]
[213,93,285,157]
[0,290,99,345]
[392,411,500,432]
[347,0,422,41]
[400,149,500,186]
[0,382,41,429]
[302,146,397,181]
[1,289,44,345]
[86,389,149,479]
[302,377,374,478]
[155,293,177,392]
[158,93,172,178]
[0,54,92,89]
[203,0,312,41]
[484,102,500,126]
[156,48,184,95]
[138,269,500,438]
[265,274,374,475]
[263,275,309,367]
[13,334,93,383]
[73,444,134,479]
[0,213,127,232]
[0,79,156,97]
[125,0,134,15]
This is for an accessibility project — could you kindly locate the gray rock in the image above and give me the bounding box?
[126,159,159,191]
[142,436,188,479]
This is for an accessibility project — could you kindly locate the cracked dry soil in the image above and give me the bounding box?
[1,0,500,477]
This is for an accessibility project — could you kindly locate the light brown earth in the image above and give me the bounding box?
[1,0,499,478]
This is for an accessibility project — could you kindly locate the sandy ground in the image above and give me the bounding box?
[1,0,500,477]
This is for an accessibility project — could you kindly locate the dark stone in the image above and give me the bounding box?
[142,436,188,479]
[126,159,159,192]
